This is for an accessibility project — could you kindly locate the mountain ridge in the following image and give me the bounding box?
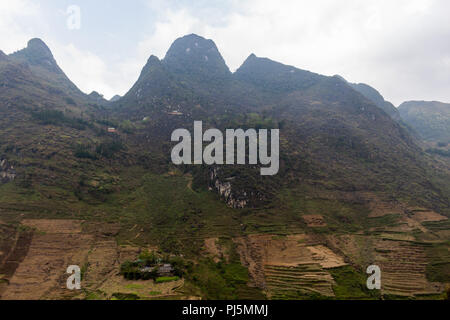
[399,100,450,143]
[0,33,449,300]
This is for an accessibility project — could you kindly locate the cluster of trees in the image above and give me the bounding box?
[209,112,282,131]
[73,140,124,160]
[120,260,159,280]
[95,141,124,158]
[31,109,89,130]
[74,144,98,160]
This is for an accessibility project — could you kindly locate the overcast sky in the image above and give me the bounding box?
[1,0,449,105]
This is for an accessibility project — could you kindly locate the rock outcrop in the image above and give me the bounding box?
[0,158,16,183]
[209,168,248,209]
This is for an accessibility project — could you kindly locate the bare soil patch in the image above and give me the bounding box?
[22,219,84,234]
[204,238,221,263]
[410,210,447,223]
[306,245,346,269]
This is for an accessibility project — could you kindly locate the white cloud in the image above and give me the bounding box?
[134,0,450,105]
[51,43,116,99]
[1,0,450,105]
[136,9,203,60]
[0,0,42,53]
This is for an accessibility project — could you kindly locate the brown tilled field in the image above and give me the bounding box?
[0,223,33,297]
[410,210,447,223]
[1,220,94,300]
[234,234,347,298]
[374,239,444,296]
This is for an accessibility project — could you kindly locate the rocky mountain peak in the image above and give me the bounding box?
[163,34,230,79]
[26,38,54,58]
[10,38,60,73]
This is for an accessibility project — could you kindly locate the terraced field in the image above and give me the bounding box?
[265,264,335,298]
[374,239,444,296]
[0,219,198,300]
[0,223,33,297]
[234,234,347,299]
[1,220,94,300]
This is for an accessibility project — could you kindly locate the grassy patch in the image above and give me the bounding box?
[111,292,140,300]
[155,276,180,284]
[125,283,145,290]
[425,241,450,283]
[329,266,380,300]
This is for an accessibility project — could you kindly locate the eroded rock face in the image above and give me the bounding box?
[0,158,16,183]
[209,168,248,209]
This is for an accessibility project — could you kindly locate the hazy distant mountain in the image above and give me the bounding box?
[348,82,401,121]
[88,91,109,105]
[0,50,7,60]
[398,101,450,143]
[332,75,400,121]
[110,95,121,102]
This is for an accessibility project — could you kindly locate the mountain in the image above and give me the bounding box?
[113,35,450,214]
[112,37,450,217]
[0,39,110,205]
[234,53,322,94]
[0,50,7,61]
[119,34,234,118]
[10,38,62,73]
[348,82,401,120]
[8,39,88,101]
[0,38,106,118]
[164,34,231,80]
[110,95,121,102]
[88,91,109,105]
[398,101,450,143]
[0,35,449,300]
